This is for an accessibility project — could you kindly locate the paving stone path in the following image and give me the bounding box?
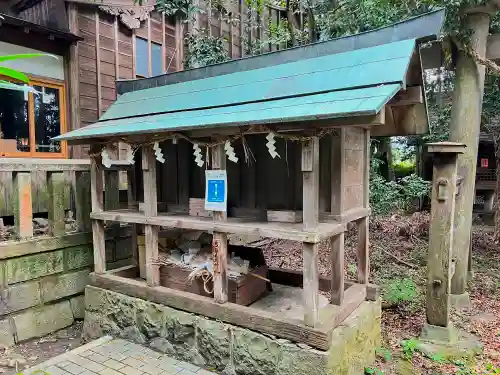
[21,336,217,375]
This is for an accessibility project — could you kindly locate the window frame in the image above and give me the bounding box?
[0,75,68,159]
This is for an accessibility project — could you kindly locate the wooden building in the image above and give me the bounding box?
[54,11,444,373]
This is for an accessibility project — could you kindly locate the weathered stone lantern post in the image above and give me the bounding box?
[422,142,465,342]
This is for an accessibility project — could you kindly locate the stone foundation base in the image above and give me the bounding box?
[450,292,471,309]
[83,286,381,375]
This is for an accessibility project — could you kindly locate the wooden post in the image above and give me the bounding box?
[67,2,80,135]
[47,172,66,236]
[75,171,92,232]
[90,147,106,273]
[302,138,320,229]
[449,9,490,296]
[330,232,345,305]
[302,137,320,326]
[331,130,345,215]
[356,217,369,284]
[104,170,120,211]
[142,145,159,286]
[211,144,228,304]
[426,142,465,327]
[13,172,33,239]
[127,169,139,267]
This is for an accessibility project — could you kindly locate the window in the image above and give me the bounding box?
[0,77,67,158]
[135,37,164,78]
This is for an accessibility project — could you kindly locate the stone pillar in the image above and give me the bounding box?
[422,142,465,343]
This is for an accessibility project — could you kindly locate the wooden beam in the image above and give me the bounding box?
[161,12,166,73]
[132,29,137,77]
[114,16,120,80]
[13,172,33,239]
[91,209,346,243]
[90,274,331,350]
[363,129,370,208]
[91,148,106,273]
[142,145,159,286]
[211,143,229,304]
[175,16,182,71]
[47,171,66,237]
[67,2,80,134]
[147,16,152,77]
[330,232,345,305]
[0,159,132,172]
[127,169,138,268]
[388,86,424,107]
[95,10,102,116]
[267,267,380,301]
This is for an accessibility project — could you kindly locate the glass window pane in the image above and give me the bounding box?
[152,42,163,76]
[33,85,62,153]
[136,37,149,77]
[0,85,30,154]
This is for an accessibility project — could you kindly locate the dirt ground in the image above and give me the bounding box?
[1,213,499,375]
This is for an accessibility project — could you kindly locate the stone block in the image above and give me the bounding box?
[0,280,41,315]
[0,318,15,347]
[82,311,120,342]
[276,344,328,375]
[66,246,93,270]
[70,295,86,320]
[6,250,64,284]
[136,303,169,339]
[197,318,230,371]
[232,326,281,375]
[40,269,90,302]
[13,300,74,342]
[420,323,459,344]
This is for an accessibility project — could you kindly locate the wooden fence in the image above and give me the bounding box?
[0,158,131,238]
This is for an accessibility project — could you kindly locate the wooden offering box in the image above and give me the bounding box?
[159,264,268,306]
[160,244,269,306]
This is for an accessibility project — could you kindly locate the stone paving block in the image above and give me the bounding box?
[13,300,74,342]
[157,357,178,370]
[119,365,145,375]
[139,364,164,375]
[177,370,197,375]
[45,365,72,375]
[100,368,123,375]
[80,371,99,375]
[123,357,145,369]
[40,269,90,302]
[79,350,93,358]
[197,370,215,375]
[71,357,105,373]
[88,352,109,363]
[62,361,86,375]
[176,362,200,373]
[103,359,126,371]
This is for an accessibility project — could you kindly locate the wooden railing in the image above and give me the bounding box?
[0,158,132,241]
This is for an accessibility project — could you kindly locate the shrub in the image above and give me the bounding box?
[393,160,416,178]
[383,278,418,307]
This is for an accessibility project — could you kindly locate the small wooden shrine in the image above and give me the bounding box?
[56,10,444,352]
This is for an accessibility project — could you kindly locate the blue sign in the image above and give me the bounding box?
[205,170,227,212]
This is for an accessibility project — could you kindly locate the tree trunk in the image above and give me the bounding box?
[495,151,500,242]
[449,12,490,296]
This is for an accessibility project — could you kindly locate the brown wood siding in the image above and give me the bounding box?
[16,0,68,30]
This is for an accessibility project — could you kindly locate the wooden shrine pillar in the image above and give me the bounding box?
[90,145,106,273]
[425,142,465,329]
[302,137,320,326]
[211,144,229,304]
[13,172,33,239]
[142,145,159,286]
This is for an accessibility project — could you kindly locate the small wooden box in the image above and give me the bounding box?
[159,264,268,305]
[267,210,303,223]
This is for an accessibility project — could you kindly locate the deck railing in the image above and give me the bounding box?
[0,158,131,241]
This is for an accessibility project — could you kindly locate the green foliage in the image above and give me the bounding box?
[0,53,51,92]
[383,278,418,306]
[184,32,230,69]
[365,367,384,375]
[393,160,416,178]
[370,157,430,215]
[375,347,392,362]
[400,338,419,360]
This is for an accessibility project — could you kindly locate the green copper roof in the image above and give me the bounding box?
[57,38,417,142]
